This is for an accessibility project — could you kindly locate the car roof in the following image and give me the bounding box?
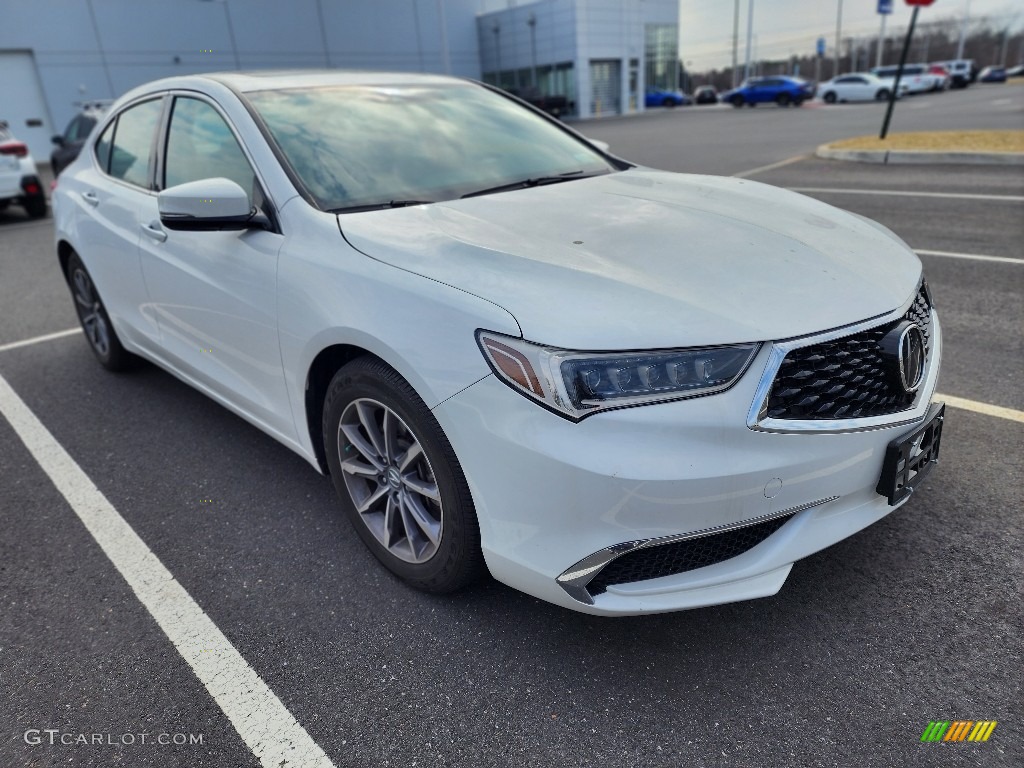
[159,69,466,94]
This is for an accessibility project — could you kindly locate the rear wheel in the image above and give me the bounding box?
[66,252,138,371]
[823,92,837,104]
[323,357,484,593]
[876,88,890,101]
[776,93,791,107]
[662,97,676,108]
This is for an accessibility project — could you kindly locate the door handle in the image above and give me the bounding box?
[81,191,99,207]
[141,221,168,243]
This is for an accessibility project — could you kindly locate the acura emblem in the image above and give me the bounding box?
[880,321,926,393]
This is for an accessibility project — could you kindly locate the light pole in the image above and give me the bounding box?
[877,12,888,67]
[527,13,537,88]
[743,0,754,82]
[732,0,740,88]
[492,23,502,85]
[956,0,972,60]
[834,0,843,79]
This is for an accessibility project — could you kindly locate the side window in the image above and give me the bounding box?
[63,116,82,142]
[75,117,97,141]
[164,97,256,205]
[108,99,164,188]
[94,120,115,173]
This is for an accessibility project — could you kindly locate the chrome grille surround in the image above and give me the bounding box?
[747,282,941,434]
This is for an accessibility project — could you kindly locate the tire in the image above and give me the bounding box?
[793,96,805,107]
[876,89,890,101]
[322,357,484,594]
[24,195,47,219]
[730,95,744,108]
[823,91,837,104]
[662,97,676,108]
[65,252,139,371]
[776,93,791,107]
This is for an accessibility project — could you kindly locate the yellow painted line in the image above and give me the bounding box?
[937,393,1024,424]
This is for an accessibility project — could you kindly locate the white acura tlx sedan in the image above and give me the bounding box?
[53,71,944,615]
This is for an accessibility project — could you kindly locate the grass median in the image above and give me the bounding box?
[825,130,1024,153]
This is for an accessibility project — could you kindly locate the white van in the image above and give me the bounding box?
[932,59,975,88]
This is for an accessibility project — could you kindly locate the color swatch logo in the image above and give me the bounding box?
[920,721,997,742]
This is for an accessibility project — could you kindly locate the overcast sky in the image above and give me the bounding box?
[679,0,1022,70]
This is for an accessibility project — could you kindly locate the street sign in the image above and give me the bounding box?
[905,0,935,5]
[816,37,826,57]
[878,0,893,13]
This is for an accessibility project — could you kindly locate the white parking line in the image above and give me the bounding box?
[787,187,1024,203]
[0,327,81,354]
[0,372,336,768]
[916,249,1024,265]
[936,393,1024,424]
[732,154,808,178]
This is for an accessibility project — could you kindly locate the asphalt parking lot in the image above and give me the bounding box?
[1,88,1022,768]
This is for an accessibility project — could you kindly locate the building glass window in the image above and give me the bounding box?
[645,24,679,91]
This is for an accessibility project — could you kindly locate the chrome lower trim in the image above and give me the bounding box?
[746,293,940,434]
[556,496,839,605]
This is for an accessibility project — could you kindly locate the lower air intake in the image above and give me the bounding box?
[588,512,795,596]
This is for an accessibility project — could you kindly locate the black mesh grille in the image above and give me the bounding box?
[765,284,932,420]
[588,514,794,596]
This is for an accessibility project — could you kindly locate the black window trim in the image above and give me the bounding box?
[159,88,281,234]
[91,94,167,195]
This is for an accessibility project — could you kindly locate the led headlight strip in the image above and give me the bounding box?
[477,330,760,421]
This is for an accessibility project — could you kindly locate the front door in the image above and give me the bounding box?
[137,94,292,438]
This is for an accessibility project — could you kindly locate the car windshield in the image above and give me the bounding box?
[245,83,615,212]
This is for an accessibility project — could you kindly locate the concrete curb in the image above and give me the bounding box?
[815,145,1024,166]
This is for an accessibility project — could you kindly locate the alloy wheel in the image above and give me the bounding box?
[72,267,110,358]
[338,398,443,563]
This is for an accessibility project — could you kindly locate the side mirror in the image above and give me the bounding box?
[586,138,610,154]
[158,177,260,231]
[52,134,65,146]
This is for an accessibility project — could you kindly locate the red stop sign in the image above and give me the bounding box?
[905,0,935,6]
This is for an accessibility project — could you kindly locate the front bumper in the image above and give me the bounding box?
[432,313,941,616]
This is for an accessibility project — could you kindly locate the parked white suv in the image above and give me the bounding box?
[931,59,975,88]
[0,121,47,218]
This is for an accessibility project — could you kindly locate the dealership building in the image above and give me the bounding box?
[2,0,679,159]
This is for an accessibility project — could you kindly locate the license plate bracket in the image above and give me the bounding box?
[876,402,945,506]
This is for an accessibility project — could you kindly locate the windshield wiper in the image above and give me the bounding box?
[460,170,604,199]
[331,199,435,214]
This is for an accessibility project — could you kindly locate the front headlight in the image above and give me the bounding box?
[477,331,760,421]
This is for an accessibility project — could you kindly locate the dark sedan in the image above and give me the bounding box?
[50,102,110,176]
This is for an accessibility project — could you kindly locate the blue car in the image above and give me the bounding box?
[720,76,816,108]
[645,89,692,108]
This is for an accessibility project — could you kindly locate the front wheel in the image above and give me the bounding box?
[323,357,484,593]
[823,92,837,104]
[66,252,138,371]
[662,97,676,108]
[876,89,890,101]
[730,95,744,108]
[776,93,791,107]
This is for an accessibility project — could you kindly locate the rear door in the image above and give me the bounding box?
[68,97,166,351]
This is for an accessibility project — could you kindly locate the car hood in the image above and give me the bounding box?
[338,168,921,349]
